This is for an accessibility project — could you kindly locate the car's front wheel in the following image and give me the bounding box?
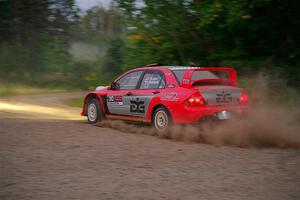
[87,98,102,124]
[153,107,171,132]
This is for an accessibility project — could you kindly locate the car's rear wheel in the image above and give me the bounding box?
[87,98,102,124]
[153,107,171,132]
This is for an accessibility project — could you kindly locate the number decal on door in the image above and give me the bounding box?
[130,98,145,113]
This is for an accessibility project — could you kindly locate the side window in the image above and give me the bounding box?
[140,71,165,89]
[117,71,143,90]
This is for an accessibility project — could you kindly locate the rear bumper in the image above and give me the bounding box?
[170,104,248,124]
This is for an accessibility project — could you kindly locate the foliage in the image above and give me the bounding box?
[116,0,300,88]
[103,37,125,78]
[0,1,121,89]
[0,0,299,91]
[0,0,78,72]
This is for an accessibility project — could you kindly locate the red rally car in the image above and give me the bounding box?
[81,65,248,132]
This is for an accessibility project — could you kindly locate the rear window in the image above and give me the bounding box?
[172,70,224,81]
[172,70,229,86]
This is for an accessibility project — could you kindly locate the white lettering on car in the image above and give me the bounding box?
[161,92,179,101]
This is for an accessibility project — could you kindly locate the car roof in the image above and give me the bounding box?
[134,66,203,71]
[165,66,203,70]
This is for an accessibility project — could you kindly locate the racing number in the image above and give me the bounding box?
[130,98,145,113]
[216,91,232,103]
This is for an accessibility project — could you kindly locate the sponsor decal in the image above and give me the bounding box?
[130,98,145,113]
[167,84,175,88]
[161,92,179,101]
[107,95,123,105]
[114,95,123,102]
[164,72,172,76]
[108,95,114,102]
[216,91,232,103]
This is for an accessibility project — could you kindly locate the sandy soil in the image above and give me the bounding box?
[0,92,299,200]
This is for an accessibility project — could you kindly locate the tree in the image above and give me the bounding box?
[0,0,78,72]
[103,37,125,78]
[116,0,299,86]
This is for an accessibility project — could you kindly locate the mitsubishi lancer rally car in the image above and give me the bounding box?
[81,65,248,132]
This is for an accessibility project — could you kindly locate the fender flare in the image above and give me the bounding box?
[81,93,105,116]
[146,97,172,122]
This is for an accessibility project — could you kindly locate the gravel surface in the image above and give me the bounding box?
[0,92,299,200]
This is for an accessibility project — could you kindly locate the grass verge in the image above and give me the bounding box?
[0,84,74,97]
[64,97,84,108]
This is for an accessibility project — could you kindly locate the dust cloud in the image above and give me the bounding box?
[97,75,300,148]
[69,42,105,61]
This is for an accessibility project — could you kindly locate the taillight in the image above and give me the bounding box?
[186,95,206,106]
[240,90,248,103]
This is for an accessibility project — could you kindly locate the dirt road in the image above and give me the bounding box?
[0,92,299,200]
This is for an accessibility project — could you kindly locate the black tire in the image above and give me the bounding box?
[152,107,172,132]
[86,98,103,124]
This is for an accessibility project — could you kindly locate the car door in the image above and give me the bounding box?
[106,70,144,116]
[128,70,166,117]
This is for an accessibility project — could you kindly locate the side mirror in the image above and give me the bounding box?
[110,82,120,90]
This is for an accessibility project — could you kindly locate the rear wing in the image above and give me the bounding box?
[181,67,237,88]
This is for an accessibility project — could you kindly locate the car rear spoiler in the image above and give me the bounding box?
[181,67,237,88]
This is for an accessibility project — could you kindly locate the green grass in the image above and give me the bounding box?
[0,83,73,97]
[64,97,84,108]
